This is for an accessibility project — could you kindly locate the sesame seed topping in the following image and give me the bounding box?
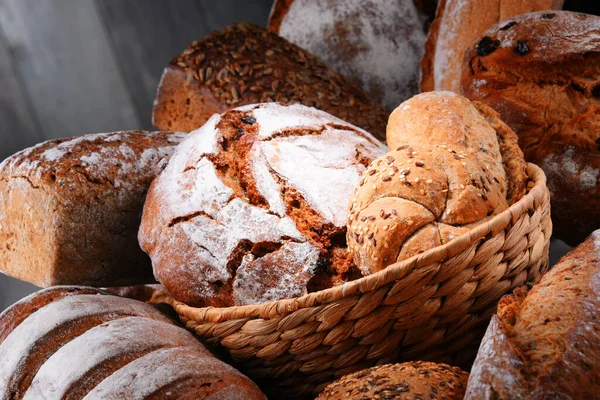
[367,232,374,239]
[382,176,392,182]
[481,194,488,200]
[368,216,376,221]
[415,161,425,167]
[392,209,397,216]
[369,169,377,176]
[386,156,395,164]
[426,179,433,184]
[361,216,367,222]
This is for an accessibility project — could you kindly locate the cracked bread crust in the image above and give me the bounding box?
[348,92,526,274]
[465,230,600,399]
[316,361,468,400]
[139,103,386,307]
[0,131,185,288]
[152,22,389,141]
[461,10,600,245]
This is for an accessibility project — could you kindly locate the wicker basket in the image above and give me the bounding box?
[157,163,551,398]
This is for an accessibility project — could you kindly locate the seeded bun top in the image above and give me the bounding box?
[316,361,469,400]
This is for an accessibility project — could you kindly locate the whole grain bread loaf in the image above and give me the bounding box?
[317,361,469,399]
[139,103,386,307]
[461,10,600,245]
[268,0,428,110]
[421,0,563,93]
[152,22,389,141]
[347,92,527,273]
[465,229,600,398]
[0,131,185,288]
[0,286,266,399]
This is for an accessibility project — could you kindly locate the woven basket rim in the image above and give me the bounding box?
[169,163,547,322]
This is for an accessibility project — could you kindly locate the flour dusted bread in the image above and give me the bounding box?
[461,10,600,245]
[420,0,563,93]
[348,92,527,273]
[465,229,600,398]
[140,103,386,307]
[153,22,388,141]
[317,361,468,399]
[0,131,184,288]
[268,0,428,110]
[0,286,266,399]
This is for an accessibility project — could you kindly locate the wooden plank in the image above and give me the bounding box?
[0,0,141,140]
[0,30,44,161]
[96,0,273,129]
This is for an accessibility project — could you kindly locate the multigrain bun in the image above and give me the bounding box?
[420,0,563,93]
[0,286,266,399]
[348,92,527,273]
[153,22,389,141]
[0,131,184,288]
[465,229,600,398]
[140,103,386,307]
[268,0,428,110]
[317,361,469,400]
[461,10,600,245]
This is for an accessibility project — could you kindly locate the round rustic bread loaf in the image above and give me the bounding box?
[461,11,600,245]
[348,92,527,273]
[139,103,386,307]
[0,286,266,399]
[268,0,429,110]
[316,361,469,399]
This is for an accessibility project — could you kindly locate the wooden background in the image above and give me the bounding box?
[0,0,591,310]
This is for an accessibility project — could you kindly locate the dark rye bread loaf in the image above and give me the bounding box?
[465,229,600,398]
[0,286,266,400]
[316,361,469,399]
[152,22,389,141]
[461,11,600,245]
[0,131,185,288]
[139,103,386,307]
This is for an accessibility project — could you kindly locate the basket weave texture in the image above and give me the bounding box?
[158,163,551,398]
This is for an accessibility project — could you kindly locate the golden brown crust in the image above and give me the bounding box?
[153,23,388,141]
[420,0,563,93]
[0,131,184,288]
[465,230,600,398]
[461,10,600,245]
[317,361,468,400]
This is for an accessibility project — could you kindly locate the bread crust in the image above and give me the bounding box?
[152,22,389,141]
[465,230,600,398]
[420,0,563,93]
[0,131,185,287]
[461,10,600,245]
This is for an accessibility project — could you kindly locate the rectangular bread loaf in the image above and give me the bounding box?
[465,229,600,398]
[0,131,185,287]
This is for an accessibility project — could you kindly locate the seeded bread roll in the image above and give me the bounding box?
[461,11,600,245]
[465,229,600,398]
[0,131,185,288]
[348,92,527,273]
[317,361,469,399]
[153,22,389,141]
[268,0,428,110]
[140,103,386,307]
[420,0,563,93]
[0,286,266,399]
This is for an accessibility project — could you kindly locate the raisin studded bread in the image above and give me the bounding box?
[152,22,389,141]
[461,11,600,245]
[0,286,266,399]
[139,103,386,307]
[317,361,469,399]
[268,0,429,110]
[0,131,184,288]
[465,229,600,398]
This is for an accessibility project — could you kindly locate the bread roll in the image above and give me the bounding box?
[268,0,428,110]
[420,0,563,93]
[140,103,386,307]
[348,92,527,273]
[317,361,468,399]
[465,229,600,398]
[152,22,389,141]
[0,131,184,288]
[461,10,600,245]
[0,286,266,399]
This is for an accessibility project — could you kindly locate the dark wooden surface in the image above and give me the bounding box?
[0,0,273,311]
